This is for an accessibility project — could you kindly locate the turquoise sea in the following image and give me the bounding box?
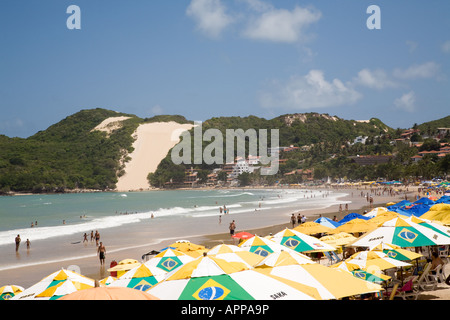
[0,188,346,248]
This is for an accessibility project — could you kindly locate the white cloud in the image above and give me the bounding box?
[242,5,321,43]
[186,0,234,38]
[442,40,450,54]
[354,68,399,90]
[260,70,362,110]
[393,61,440,80]
[394,91,416,112]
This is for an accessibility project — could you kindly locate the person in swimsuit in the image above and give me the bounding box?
[97,242,106,265]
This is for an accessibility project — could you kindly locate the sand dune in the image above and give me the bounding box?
[115,121,194,191]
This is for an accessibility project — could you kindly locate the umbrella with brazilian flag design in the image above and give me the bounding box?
[146,253,320,300]
[11,269,95,300]
[0,285,24,300]
[108,264,166,291]
[271,228,336,253]
[145,248,195,273]
[370,243,423,261]
[330,261,391,284]
[349,217,450,249]
[237,235,298,257]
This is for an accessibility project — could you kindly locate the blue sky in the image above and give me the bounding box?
[0,0,449,138]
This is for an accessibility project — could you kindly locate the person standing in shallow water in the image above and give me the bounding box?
[98,242,106,266]
[15,234,21,252]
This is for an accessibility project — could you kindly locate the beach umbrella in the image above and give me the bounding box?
[161,241,207,258]
[208,245,265,268]
[314,216,342,229]
[421,203,450,225]
[11,269,95,300]
[387,200,412,210]
[364,207,389,219]
[238,235,298,257]
[271,228,336,253]
[59,286,159,300]
[107,259,141,278]
[370,243,423,261]
[34,279,94,300]
[408,216,450,238]
[146,255,320,300]
[0,285,24,300]
[348,217,450,249]
[406,204,432,217]
[319,232,357,247]
[231,231,255,240]
[293,221,334,235]
[258,262,383,300]
[207,244,244,254]
[329,218,377,235]
[99,276,116,286]
[368,211,402,226]
[108,264,167,291]
[145,248,195,273]
[342,251,412,271]
[255,250,316,267]
[330,261,391,284]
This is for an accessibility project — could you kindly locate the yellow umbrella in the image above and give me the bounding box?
[421,203,450,225]
[293,222,334,235]
[319,232,357,247]
[370,243,423,261]
[107,259,141,278]
[59,286,160,300]
[329,219,377,234]
[165,241,208,258]
[343,251,412,271]
[368,211,400,226]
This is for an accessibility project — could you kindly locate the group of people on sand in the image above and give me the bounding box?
[81,230,106,265]
[290,213,306,228]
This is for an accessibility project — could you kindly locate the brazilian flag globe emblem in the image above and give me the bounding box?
[157,257,183,272]
[179,275,253,300]
[252,246,272,257]
[396,228,419,245]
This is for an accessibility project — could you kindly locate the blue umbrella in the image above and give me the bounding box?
[413,197,435,206]
[314,217,342,229]
[387,199,412,210]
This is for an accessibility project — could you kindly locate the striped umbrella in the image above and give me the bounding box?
[0,285,24,300]
[146,254,320,300]
[108,264,167,291]
[271,228,336,253]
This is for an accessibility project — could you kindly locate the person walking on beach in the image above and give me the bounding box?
[15,234,21,252]
[26,239,31,250]
[83,233,88,243]
[95,230,100,246]
[98,242,106,266]
[291,214,296,228]
[229,220,236,237]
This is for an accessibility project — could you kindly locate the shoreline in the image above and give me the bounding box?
[0,187,410,289]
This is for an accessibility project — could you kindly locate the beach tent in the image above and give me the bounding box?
[0,285,24,300]
[348,217,450,249]
[146,254,320,300]
[256,254,383,299]
[271,228,336,253]
[11,269,95,300]
[339,212,370,224]
[314,216,342,229]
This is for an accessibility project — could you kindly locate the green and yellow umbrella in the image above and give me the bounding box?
[145,248,195,273]
[0,285,24,300]
[349,217,450,249]
[331,261,391,284]
[370,243,423,261]
[146,254,320,300]
[108,264,167,291]
[271,228,336,253]
[11,269,95,300]
[238,235,294,257]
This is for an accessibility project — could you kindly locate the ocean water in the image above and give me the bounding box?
[0,188,346,248]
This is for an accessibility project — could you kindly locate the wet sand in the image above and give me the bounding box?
[0,187,410,290]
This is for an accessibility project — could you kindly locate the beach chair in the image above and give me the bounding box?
[331,251,342,263]
[413,263,437,291]
[324,251,336,265]
[438,245,448,259]
[385,279,420,300]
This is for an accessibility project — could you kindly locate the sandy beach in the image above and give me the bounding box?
[115,121,194,192]
[5,185,448,300]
